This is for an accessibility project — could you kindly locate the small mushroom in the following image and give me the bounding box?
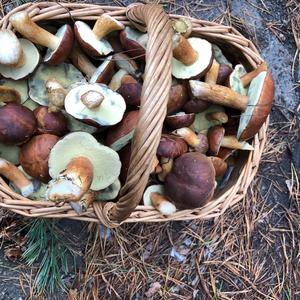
[143,185,176,216]
[10,11,73,64]
[117,75,142,107]
[106,110,139,151]
[157,134,188,158]
[114,53,142,78]
[190,70,275,140]
[209,156,228,178]
[96,179,121,201]
[34,106,68,136]
[65,83,126,126]
[165,152,216,209]
[0,144,20,165]
[172,34,213,79]
[0,79,28,104]
[74,14,124,58]
[167,83,189,114]
[70,45,114,84]
[29,63,86,107]
[119,27,146,61]
[46,132,121,202]
[165,112,195,129]
[0,158,34,197]
[227,64,248,96]
[0,38,40,80]
[20,134,59,183]
[45,79,67,112]
[173,127,209,154]
[172,17,193,38]
[208,125,253,155]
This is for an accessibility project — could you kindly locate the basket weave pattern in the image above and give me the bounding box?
[0,2,268,227]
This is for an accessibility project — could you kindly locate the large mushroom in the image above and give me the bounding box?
[0,33,40,80]
[65,83,126,126]
[10,11,73,65]
[165,152,216,209]
[46,132,121,202]
[19,134,59,183]
[167,82,189,115]
[189,70,275,140]
[74,14,124,58]
[172,34,213,79]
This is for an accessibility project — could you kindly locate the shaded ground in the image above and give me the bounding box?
[0,0,299,299]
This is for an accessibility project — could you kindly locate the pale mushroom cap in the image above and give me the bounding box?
[65,83,126,126]
[0,39,40,80]
[172,38,212,79]
[29,63,86,106]
[0,30,22,65]
[63,112,97,134]
[229,64,248,96]
[75,21,113,56]
[143,184,164,206]
[96,179,121,201]
[212,44,232,67]
[0,78,28,104]
[0,143,20,165]
[48,132,121,190]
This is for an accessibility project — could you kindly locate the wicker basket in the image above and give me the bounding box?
[0,2,268,228]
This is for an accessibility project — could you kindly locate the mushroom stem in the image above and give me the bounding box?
[80,90,104,109]
[158,158,173,182]
[92,14,125,40]
[10,11,60,50]
[173,34,198,66]
[189,80,248,111]
[151,156,160,173]
[206,111,228,124]
[46,156,94,202]
[240,62,268,87]
[45,79,67,112]
[221,136,253,150]
[0,158,34,197]
[70,46,96,78]
[172,17,193,38]
[205,59,220,84]
[150,192,176,215]
[108,69,129,91]
[70,190,95,215]
[0,86,21,104]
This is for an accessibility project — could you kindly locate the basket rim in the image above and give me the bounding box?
[0,2,269,225]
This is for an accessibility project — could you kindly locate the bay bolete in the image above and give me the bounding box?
[74,14,124,58]
[165,152,215,209]
[117,75,142,107]
[106,110,139,151]
[165,112,195,129]
[189,70,275,140]
[20,134,59,182]
[143,185,176,216]
[209,156,228,178]
[10,11,73,64]
[157,134,188,159]
[172,34,213,79]
[46,132,121,202]
[65,83,126,126]
[0,158,34,197]
[167,83,189,115]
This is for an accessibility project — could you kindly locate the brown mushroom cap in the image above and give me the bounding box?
[106,110,139,151]
[237,71,275,140]
[156,134,188,158]
[20,134,59,182]
[90,56,115,84]
[0,103,36,145]
[208,125,225,156]
[167,83,189,115]
[183,99,210,113]
[34,106,68,136]
[216,64,233,85]
[117,75,142,107]
[165,112,195,129]
[165,152,215,209]
[209,156,228,177]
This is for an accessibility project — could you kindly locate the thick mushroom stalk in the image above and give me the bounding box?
[205,59,220,84]
[172,17,193,38]
[46,156,93,202]
[81,90,104,109]
[173,34,197,66]
[45,79,67,112]
[70,190,95,215]
[158,157,173,182]
[206,111,228,124]
[92,14,125,40]
[150,192,176,216]
[10,11,60,51]
[0,158,34,197]
[240,62,268,87]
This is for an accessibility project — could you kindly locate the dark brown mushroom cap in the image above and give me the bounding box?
[34,106,68,136]
[183,99,210,113]
[167,83,189,114]
[216,64,233,85]
[165,113,195,129]
[20,134,59,183]
[209,156,228,177]
[165,152,215,209]
[208,125,225,155]
[44,25,74,65]
[157,134,188,158]
[238,72,275,140]
[117,75,142,106]
[0,103,36,145]
[90,57,115,84]
[194,133,209,154]
[217,148,235,160]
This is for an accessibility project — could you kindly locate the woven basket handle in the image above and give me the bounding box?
[93,3,173,227]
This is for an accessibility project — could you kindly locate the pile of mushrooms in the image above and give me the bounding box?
[0,12,274,216]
